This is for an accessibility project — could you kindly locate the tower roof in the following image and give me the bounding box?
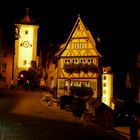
[19,8,33,24]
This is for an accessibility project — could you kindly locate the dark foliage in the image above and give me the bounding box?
[64,63,99,74]
[70,86,93,97]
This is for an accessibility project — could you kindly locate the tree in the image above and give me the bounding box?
[70,86,94,97]
[27,61,43,89]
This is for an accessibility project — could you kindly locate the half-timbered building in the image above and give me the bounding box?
[47,15,102,98]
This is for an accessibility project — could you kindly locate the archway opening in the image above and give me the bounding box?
[17,70,29,86]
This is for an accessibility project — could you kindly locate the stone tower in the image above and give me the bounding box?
[13,8,39,85]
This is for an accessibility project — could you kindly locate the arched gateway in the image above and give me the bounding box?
[13,8,39,86]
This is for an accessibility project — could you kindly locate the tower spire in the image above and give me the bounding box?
[19,6,33,24]
[25,7,29,15]
[78,13,80,17]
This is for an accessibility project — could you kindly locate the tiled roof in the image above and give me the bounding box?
[19,15,33,24]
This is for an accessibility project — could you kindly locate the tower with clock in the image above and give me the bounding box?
[13,8,39,85]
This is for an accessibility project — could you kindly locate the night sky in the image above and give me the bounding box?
[0,1,139,73]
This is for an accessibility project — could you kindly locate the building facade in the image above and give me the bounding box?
[102,67,115,109]
[47,15,102,98]
[13,8,39,86]
[0,28,13,88]
[0,8,39,88]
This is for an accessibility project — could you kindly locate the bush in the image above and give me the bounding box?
[70,86,93,97]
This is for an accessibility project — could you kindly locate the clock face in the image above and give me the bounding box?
[23,41,29,48]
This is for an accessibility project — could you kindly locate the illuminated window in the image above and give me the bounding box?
[74,44,79,49]
[23,60,27,65]
[103,90,106,94]
[103,68,107,73]
[85,81,90,87]
[74,43,85,49]
[91,81,96,90]
[25,30,28,34]
[103,83,106,87]
[79,43,84,49]
[58,79,64,89]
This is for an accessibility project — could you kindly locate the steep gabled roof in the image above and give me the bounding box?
[55,15,102,58]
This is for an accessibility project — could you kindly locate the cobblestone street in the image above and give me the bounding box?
[0,89,129,140]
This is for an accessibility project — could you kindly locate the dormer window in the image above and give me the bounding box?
[74,43,84,49]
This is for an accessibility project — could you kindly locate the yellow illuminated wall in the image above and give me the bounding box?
[53,16,102,98]
[13,24,39,85]
[102,67,114,110]
[18,26,34,68]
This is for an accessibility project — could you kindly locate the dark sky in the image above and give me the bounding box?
[0,0,139,70]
